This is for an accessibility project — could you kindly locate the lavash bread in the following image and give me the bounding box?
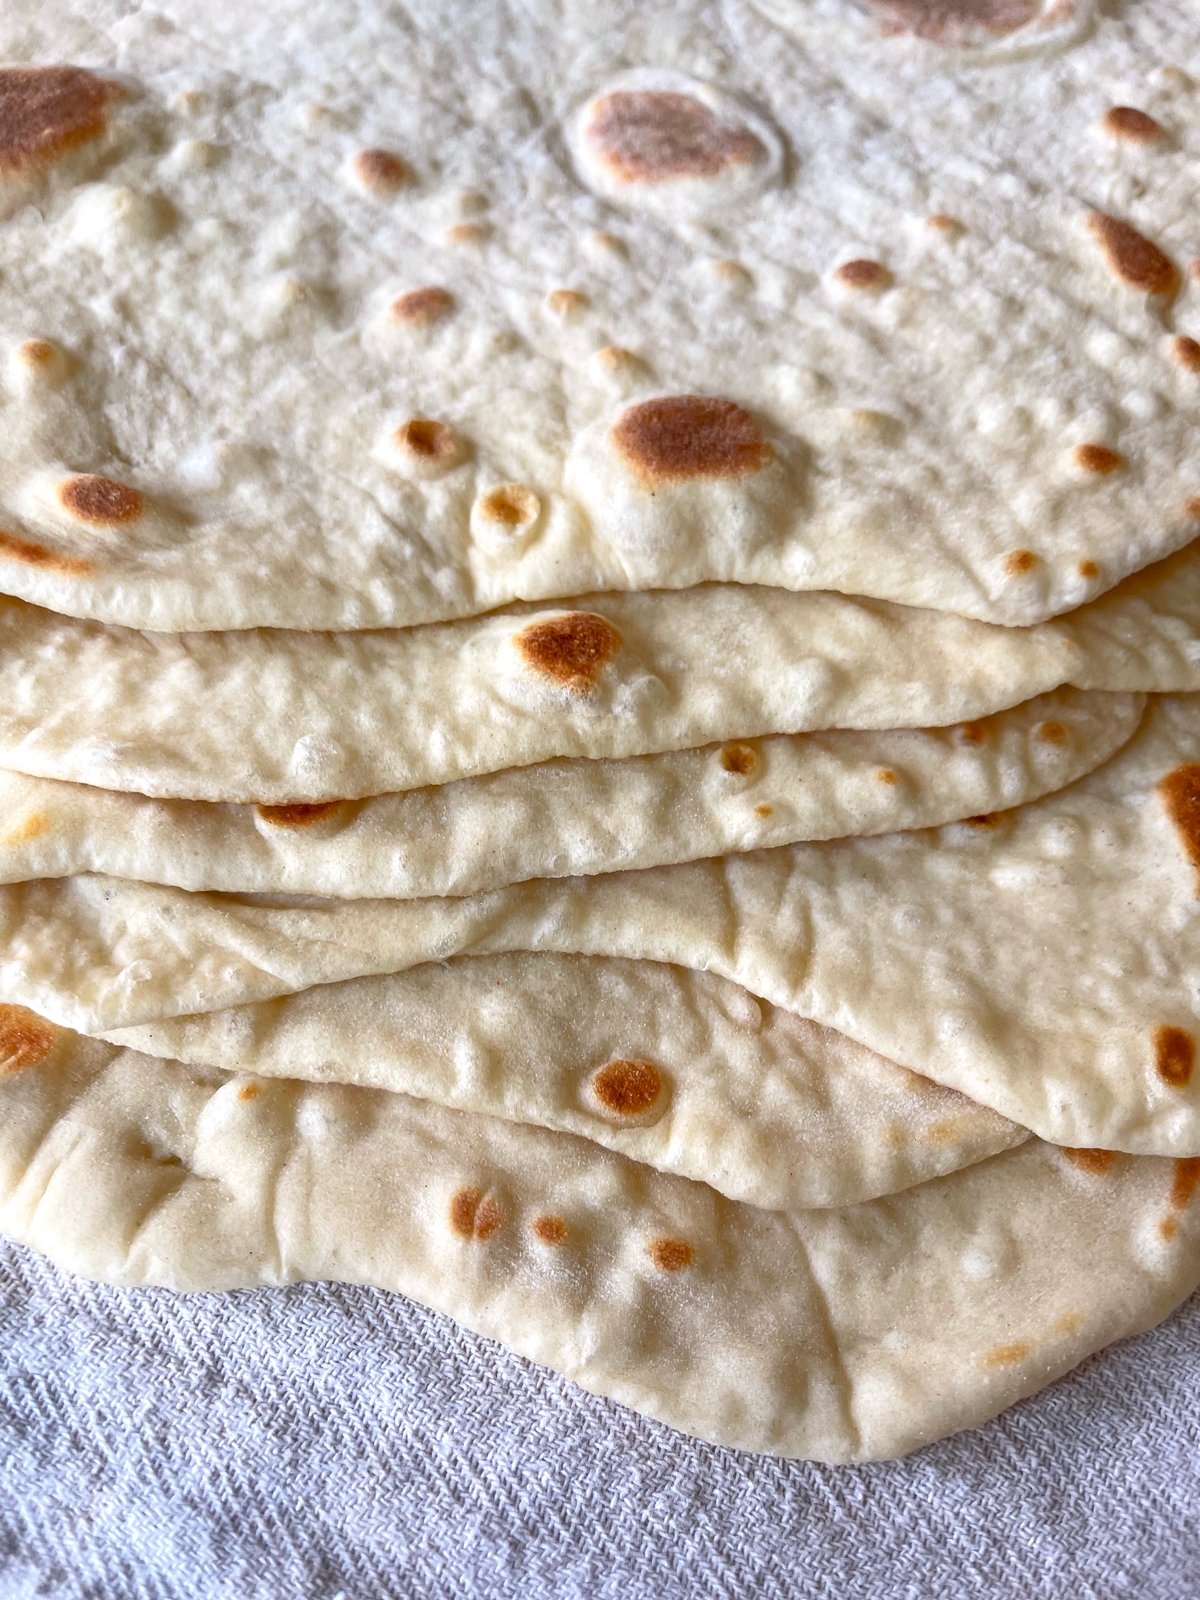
[101,954,1027,1210]
[0,537,1195,801]
[1,0,1199,630]
[0,1027,1196,1462]
[0,688,1143,897]
[3,697,1196,1157]
[1,0,1199,1466]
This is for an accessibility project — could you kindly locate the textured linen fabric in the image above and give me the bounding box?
[1,1240,1196,1600]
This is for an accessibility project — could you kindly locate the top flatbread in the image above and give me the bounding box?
[0,0,1197,629]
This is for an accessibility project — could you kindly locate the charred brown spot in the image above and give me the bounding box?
[1061,1147,1116,1175]
[1074,443,1124,475]
[394,419,458,461]
[390,287,453,325]
[591,1058,662,1117]
[1101,107,1163,143]
[959,721,987,745]
[1158,764,1200,881]
[255,801,342,828]
[647,1237,694,1272]
[965,812,999,828]
[1004,549,1038,576]
[1171,337,1200,373]
[834,258,891,290]
[16,339,56,367]
[0,1004,56,1073]
[876,768,898,785]
[531,1214,568,1245]
[870,0,1040,43]
[586,90,762,184]
[444,221,490,246]
[1153,1025,1195,1088]
[0,66,115,175]
[58,474,142,526]
[1186,498,1200,522]
[351,148,409,193]
[1037,720,1068,745]
[612,395,771,485]
[449,1185,505,1241]
[547,288,587,317]
[1087,212,1178,297]
[1078,559,1099,579]
[516,611,621,690]
[719,742,757,776]
[1170,1157,1200,1211]
[754,803,774,818]
[981,1339,1032,1369]
[0,530,90,574]
[479,484,539,528]
[236,1083,261,1101]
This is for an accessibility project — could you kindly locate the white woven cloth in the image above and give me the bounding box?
[2,1239,1197,1599]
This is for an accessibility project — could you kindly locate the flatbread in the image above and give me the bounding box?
[0,534,1194,800]
[1,0,1198,629]
[0,688,1143,896]
[2,697,1196,1155]
[1,1030,1196,1461]
[104,953,1026,1210]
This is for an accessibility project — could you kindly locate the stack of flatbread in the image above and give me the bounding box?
[0,0,1198,1463]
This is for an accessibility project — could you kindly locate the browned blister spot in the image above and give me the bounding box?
[532,1214,568,1245]
[876,768,898,785]
[1170,1157,1200,1211]
[981,1339,1032,1370]
[595,344,640,373]
[1061,1146,1116,1175]
[586,90,762,184]
[834,258,891,290]
[1101,106,1164,143]
[959,721,987,746]
[391,286,453,325]
[1171,337,1200,373]
[394,419,458,462]
[754,803,774,818]
[255,801,342,828]
[479,484,539,528]
[1,810,49,845]
[0,65,116,175]
[1077,559,1099,579]
[964,812,1000,829]
[16,339,56,367]
[516,611,621,690]
[1037,720,1068,746]
[870,0,1039,43]
[236,1083,261,1101]
[1158,765,1200,881]
[59,474,142,526]
[351,148,409,194]
[1054,1311,1084,1336]
[0,530,90,574]
[926,212,963,234]
[1004,549,1038,576]
[1153,1024,1195,1087]
[449,1185,505,1241]
[647,1237,694,1272]
[1087,212,1178,296]
[1074,443,1124,475]
[612,394,771,485]
[445,221,490,246]
[547,288,587,318]
[591,1058,662,1117]
[0,1004,56,1073]
[1186,498,1200,522]
[719,742,757,776]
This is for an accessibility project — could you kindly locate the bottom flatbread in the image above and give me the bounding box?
[1,1027,1196,1462]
